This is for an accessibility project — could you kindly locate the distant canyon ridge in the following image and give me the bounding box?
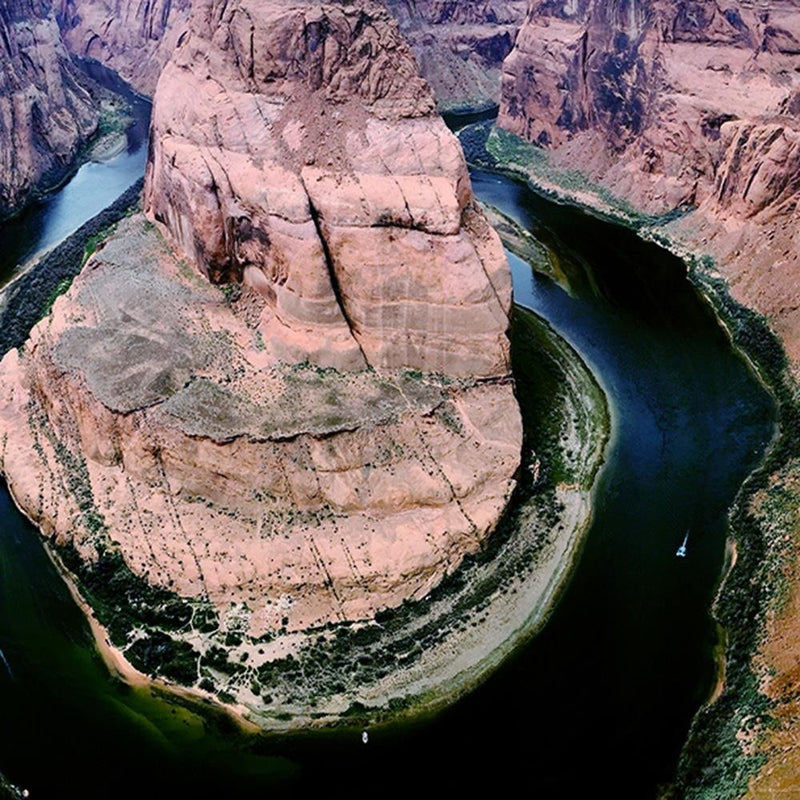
[0,0,527,218]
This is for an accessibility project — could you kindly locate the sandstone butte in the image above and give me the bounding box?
[0,0,100,218]
[498,0,800,795]
[0,0,522,666]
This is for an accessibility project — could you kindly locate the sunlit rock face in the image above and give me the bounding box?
[146,0,515,378]
[0,0,99,217]
[500,0,800,214]
[0,0,522,637]
[56,0,526,109]
[384,0,528,110]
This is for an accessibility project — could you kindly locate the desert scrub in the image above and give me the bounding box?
[0,179,143,358]
[237,306,608,719]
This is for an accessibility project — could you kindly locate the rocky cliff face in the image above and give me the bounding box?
[55,0,525,109]
[386,0,527,110]
[0,0,521,650]
[0,0,100,217]
[56,0,192,95]
[499,1,800,793]
[500,0,800,213]
[498,0,800,366]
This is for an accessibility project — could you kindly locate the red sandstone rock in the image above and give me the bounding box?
[57,0,192,95]
[0,0,522,637]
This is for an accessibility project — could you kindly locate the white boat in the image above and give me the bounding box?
[676,530,689,558]
[362,730,369,745]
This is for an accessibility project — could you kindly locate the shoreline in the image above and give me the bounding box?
[464,121,791,798]
[2,476,261,736]
[0,109,612,736]
[0,277,610,734]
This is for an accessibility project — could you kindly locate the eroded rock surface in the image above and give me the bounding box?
[0,0,100,216]
[55,0,525,110]
[56,0,192,95]
[499,0,800,214]
[386,0,527,110]
[498,0,800,369]
[0,0,521,643]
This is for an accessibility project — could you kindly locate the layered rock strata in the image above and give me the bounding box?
[385,0,527,110]
[0,0,521,640]
[498,1,800,794]
[499,0,800,369]
[0,0,100,217]
[54,0,526,109]
[56,0,192,95]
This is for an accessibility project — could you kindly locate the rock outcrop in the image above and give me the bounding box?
[56,0,192,96]
[498,0,800,367]
[55,0,525,109]
[0,0,521,649]
[385,0,527,110]
[499,0,800,214]
[0,0,100,217]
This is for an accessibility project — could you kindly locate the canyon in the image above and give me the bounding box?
[498,0,800,795]
[0,0,797,794]
[499,0,800,369]
[0,0,100,218]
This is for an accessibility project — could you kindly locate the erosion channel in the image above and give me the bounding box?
[0,111,775,798]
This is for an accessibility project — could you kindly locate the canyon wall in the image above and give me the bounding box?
[499,0,800,366]
[0,0,99,217]
[386,0,527,109]
[498,1,800,794]
[0,0,521,649]
[56,0,192,95]
[54,0,525,107]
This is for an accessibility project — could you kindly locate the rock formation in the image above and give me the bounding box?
[54,0,525,109]
[56,0,192,96]
[385,0,527,110]
[498,0,800,367]
[500,0,800,214]
[0,0,100,217]
[0,0,521,652]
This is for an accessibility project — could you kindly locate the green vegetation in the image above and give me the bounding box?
[40,277,74,318]
[231,306,609,724]
[666,262,799,799]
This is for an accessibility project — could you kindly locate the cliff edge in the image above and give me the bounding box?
[0,0,100,217]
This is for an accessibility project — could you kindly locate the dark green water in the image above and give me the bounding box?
[0,160,774,796]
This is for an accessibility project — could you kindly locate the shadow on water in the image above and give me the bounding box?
[0,166,775,795]
[0,60,151,288]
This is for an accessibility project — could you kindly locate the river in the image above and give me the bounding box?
[0,61,150,288]
[0,106,775,797]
